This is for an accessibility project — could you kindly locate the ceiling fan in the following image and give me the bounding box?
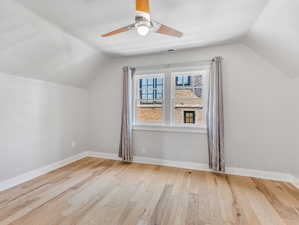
[101,0,183,38]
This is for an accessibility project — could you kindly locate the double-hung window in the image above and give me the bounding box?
[133,67,209,132]
[135,74,165,124]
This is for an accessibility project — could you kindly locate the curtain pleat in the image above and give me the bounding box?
[207,57,225,172]
[119,66,135,162]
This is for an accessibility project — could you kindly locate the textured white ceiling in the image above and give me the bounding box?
[2,0,298,87]
[16,0,269,55]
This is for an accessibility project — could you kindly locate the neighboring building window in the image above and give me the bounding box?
[176,75,191,86]
[139,77,163,104]
[184,111,195,124]
[133,69,209,128]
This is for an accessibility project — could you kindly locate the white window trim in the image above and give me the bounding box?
[171,70,209,128]
[132,67,210,133]
[132,73,166,126]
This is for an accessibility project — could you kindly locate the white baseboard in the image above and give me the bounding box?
[225,167,294,183]
[87,150,210,170]
[87,151,298,187]
[1,151,298,192]
[0,152,88,192]
[291,176,299,189]
[87,151,118,160]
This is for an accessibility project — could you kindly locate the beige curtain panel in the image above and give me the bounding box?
[207,57,225,172]
[119,66,135,162]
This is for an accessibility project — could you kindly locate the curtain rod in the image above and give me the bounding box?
[133,59,216,72]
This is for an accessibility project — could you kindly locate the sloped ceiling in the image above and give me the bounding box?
[0,0,107,88]
[243,0,299,78]
[0,0,298,87]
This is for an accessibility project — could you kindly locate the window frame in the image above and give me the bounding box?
[132,67,209,133]
[133,73,166,126]
[171,70,208,129]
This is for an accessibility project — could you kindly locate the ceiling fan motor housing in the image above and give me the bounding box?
[135,15,153,30]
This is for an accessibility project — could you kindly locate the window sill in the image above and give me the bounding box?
[133,124,207,134]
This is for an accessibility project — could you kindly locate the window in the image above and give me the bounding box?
[176,75,191,86]
[133,68,209,131]
[135,74,164,123]
[173,72,204,126]
[184,111,195,124]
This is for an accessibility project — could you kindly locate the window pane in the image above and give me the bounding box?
[140,79,146,88]
[140,88,147,94]
[184,111,195,124]
[176,75,191,86]
[156,94,162,99]
[156,77,163,85]
[147,78,153,86]
[183,76,189,84]
[176,76,182,85]
[174,74,205,125]
[136,76,164,123]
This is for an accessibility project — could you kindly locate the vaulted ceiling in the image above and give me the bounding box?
[0,0,298,87]
[16,0,269,55]
[0,0,106,87]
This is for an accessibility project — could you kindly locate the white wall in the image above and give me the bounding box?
[296,148,299,180]
[0,73,89,181]
[89,43,299,176]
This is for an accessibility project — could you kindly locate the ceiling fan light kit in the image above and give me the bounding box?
[135,13,152,36]
[101,0,183,38]
[136,23,151,36]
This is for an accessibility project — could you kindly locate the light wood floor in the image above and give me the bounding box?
[0,157,298,225]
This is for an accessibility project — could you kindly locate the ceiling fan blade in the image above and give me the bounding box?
[155,24,183,38]
[136,0,150,13]
[101,24,134,37]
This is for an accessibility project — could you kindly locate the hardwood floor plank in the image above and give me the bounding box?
[216,174,248,225]
[2,159,113,225]
[205,172,224,224]
[227,175,263,225]
[252,178,299,225]
[0,157,298,225]
[0,158,98,206]
[237,177,288,225]
[281,183,299,203]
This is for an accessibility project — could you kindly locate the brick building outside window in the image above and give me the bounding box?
[133,70,208,128]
